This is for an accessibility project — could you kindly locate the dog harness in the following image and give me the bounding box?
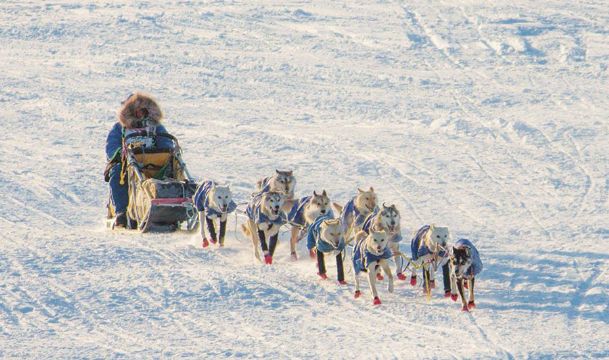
[454,239,483,276]
[361,209,403,243]
[193,180,237,217]
[246,193,287,226]
[410,225,448,261]
[306,214,345,253]
[340,197,376,234]
[288,196,334,228]
[352,237,392,275]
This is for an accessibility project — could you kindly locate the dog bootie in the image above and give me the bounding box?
[376,273,384,281]
[468,301,476,310]
[318,272,328,280]
[209,238,217,244]
[410,276,417,286]
[202,239,209,248]
[397,273,407,281]
[338,280,347,285]
[444,290,451,298]
[264,254,273,265]
[451,294,458,302]
[354,290,361,299]
[461,305,469,312]
[373,297,381,305]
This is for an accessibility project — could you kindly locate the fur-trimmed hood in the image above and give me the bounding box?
[118,93,163,128]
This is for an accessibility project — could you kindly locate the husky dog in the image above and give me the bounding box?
[287,190,333,260]
[352,230,394,305]
[356,203,405,280]
[256,170,296,200]
[241,191,287,264]
[449,239,483,312]
[193,181,237,248]
[335,187,378,243]
[410,225,451,296]
[306,215,346,284]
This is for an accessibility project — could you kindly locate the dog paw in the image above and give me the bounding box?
[468,301,476,310]
[376,273,384,281]
[354,290,361,299]
[461,305,469,312]
[373,297,382,306]
[444,290,451,298]
[202,239,209,248]
[429,280,436,289]
[410,276,417,286]
[209,238,217,244]
[451,294,458,302]
[318,272,328,280]
[264,255,273,265]
[290,252,298,261]
[338,280,347,285]
[396,273,407,281]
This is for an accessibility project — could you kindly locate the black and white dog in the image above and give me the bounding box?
[449,239,483,312]
[193,180,237,248]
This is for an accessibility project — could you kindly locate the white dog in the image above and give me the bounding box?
[287,190,333,260]
[241,191,286,265]
[193,180,237,248]
[355,203,405,280]
[410,225,450,295]
[306,216,346,284]
[352,230,394,305]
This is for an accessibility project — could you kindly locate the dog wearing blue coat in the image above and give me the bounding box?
[449,239,483,312]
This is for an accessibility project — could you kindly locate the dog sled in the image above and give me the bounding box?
[107,129,198,232]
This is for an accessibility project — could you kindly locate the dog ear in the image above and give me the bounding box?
[382,202,388,209]
[287,170,293,176]
[322,189,327,197]
[275,169,280,175]
[357,188,364,193]
[313,190,318,197]
[369,186,374,192]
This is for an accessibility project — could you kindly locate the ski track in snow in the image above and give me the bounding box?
[1,0,609,358]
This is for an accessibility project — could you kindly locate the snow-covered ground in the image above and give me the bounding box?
[1,0,608,358]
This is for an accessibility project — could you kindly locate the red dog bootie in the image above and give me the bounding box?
[373,297,382,306]
[202,239,209,248]
[410,275,417,286]
[264,254,273,265]
[354,290,362,299]
[444,290,451,298]
[209,238,217,245]
[338,280,347,285]
[376,273,384,281]
[397,273,407,281]
[468,301,476,310]
[461,305,469,312]
[318,272,328,280]
[451,294,458,302]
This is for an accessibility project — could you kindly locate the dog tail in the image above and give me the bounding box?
[332,202,343,214]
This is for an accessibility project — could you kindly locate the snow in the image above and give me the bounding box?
[1,0,608,358]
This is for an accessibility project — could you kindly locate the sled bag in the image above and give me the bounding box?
[141,179,197,199]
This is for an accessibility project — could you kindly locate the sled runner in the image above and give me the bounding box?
[107,129,198,232]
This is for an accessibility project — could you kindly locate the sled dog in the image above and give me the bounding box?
[335,187,378,243]
[355,203,405,280]
[352,230,394,305]
[193,181,237,248]
[306,215,346,283]
[410,225,451,296]
[449,239,483,311]
[241,191,287,264]
[256,169,296,200]
[287,190,333,260]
